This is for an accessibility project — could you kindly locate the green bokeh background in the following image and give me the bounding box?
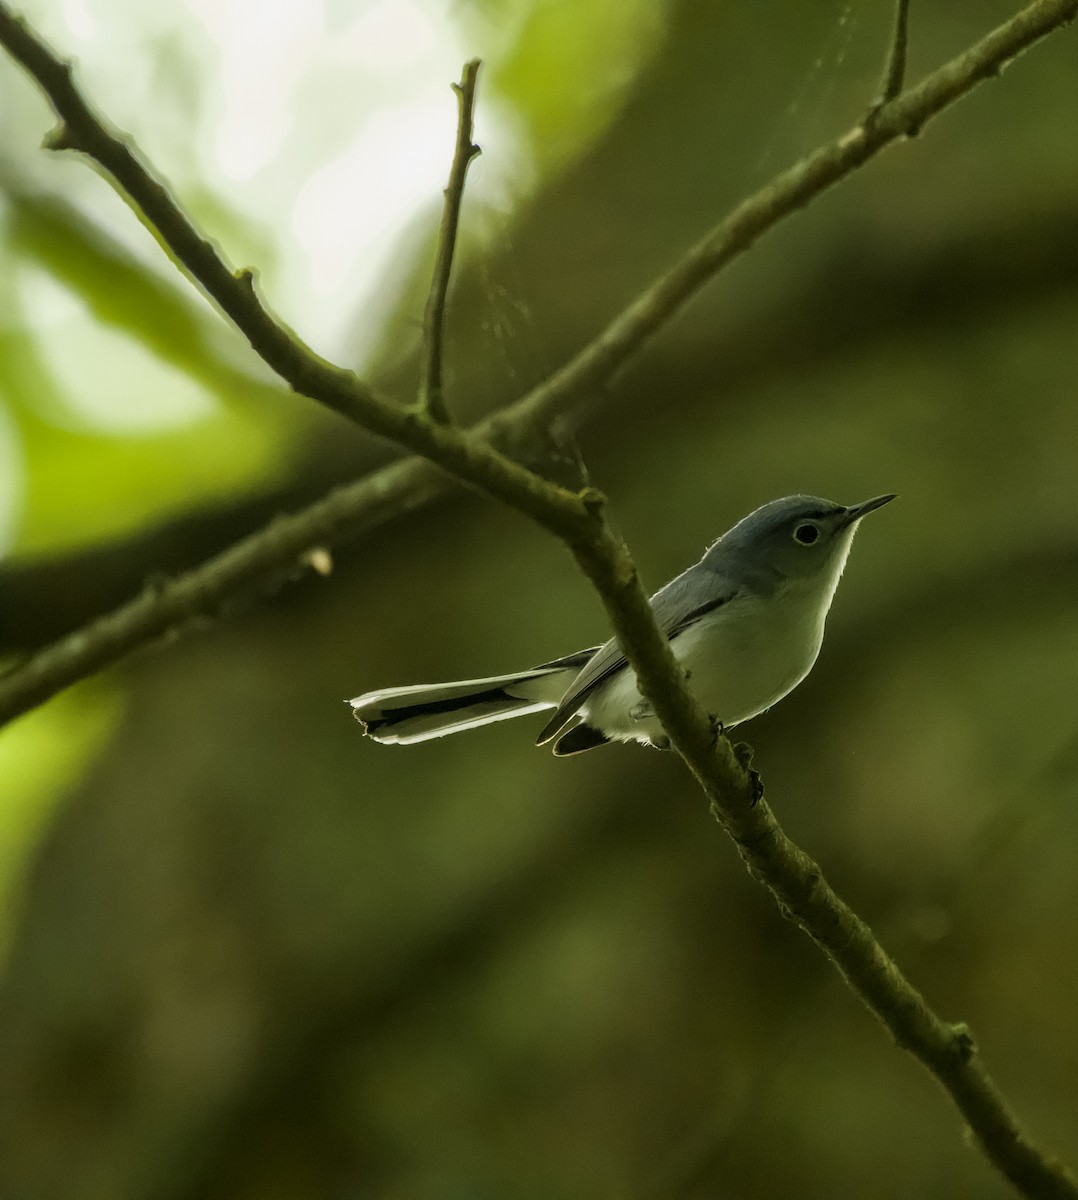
[1,1,1077,1198]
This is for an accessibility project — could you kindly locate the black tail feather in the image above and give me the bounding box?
[356,685,516,735]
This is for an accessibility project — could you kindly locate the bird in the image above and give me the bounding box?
[349,494,895,756]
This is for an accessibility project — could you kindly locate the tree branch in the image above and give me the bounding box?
[0,454,443,725]
[420,58,481,425]
[2,5,1078,1195]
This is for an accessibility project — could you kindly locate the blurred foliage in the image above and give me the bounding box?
[1,1,1078,1199]
[0,679,121,956]
[0,303,288,555]
[480,0,669,174]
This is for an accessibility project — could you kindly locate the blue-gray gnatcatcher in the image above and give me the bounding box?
[350,494,895,755]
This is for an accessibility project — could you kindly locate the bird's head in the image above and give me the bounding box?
[706,493,896,596]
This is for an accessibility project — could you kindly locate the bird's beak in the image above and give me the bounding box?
[841,494,896,526]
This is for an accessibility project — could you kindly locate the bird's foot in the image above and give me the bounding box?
[733,741,764,806]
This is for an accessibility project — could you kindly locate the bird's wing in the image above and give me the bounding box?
[535,566,738,744]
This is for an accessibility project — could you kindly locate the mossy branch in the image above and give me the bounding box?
[2,3,1078,1196]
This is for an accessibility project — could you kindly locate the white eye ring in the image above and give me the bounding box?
[793,523,819,545]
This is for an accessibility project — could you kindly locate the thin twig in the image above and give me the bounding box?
[869,0,912,121]
[420,59,481,425]
[2,8,1078,1195]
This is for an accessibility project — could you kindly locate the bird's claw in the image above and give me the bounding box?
[707,714,724,747]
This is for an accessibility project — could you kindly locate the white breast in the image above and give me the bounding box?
[582,584,829,746]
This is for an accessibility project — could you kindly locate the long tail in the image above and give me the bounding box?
[349,648,597,745]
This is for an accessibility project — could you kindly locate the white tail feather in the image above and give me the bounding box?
[349,664,576,745]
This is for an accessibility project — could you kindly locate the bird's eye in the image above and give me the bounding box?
[793,523,819,545]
